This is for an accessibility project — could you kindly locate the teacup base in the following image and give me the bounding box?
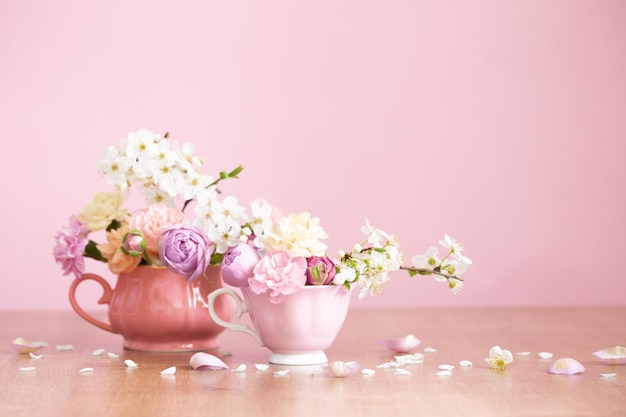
[123,337,220,352]
[269,351,328,365]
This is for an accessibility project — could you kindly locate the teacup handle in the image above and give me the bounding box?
[207,288,264,346]
[68,273,116,334]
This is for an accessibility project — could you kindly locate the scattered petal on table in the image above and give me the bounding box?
[459,360,473,367]
[125,359,138,368]
[377,361,401,368]
[423,346,438,353]
[327,361,361,377]
[189,352,229,371]
[600,373,617,378]
[437,370,452,377]
[379,334,421,353]
[394,368,411,376]
[395,353,425,364]
[29,353,43,360]
[592,346,626,365]
[20,367,36,372]
[92,348,106,356]
[438,364,455,371]
[79,368,94,373]
[107,352,120,359]
[160,366,176,375]
[546,358,585,375]
[255,364,269,371]
[538,352,553,359]
[516,351,531,357]
[11,337,46,354]
[361,368,376,376]
[56,344,74,351]
[273,369,290,377]
[231,364,247,373]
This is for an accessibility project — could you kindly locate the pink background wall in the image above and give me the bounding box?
[1,0,625,310]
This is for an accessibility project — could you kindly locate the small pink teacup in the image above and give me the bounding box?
[208,285,351,365]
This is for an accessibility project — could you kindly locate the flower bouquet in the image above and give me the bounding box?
[53,128,471,353]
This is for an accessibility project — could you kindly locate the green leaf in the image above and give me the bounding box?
[228,165,244,178]
[84,241,106,262]
[210,252,224,265]
[106,219,122,232]
[407,270,418,277]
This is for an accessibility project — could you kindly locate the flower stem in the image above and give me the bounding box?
[399,265,464,282]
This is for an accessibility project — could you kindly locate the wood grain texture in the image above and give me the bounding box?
[1,307,625,417]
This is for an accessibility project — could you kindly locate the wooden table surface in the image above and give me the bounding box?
[1,307,625,417]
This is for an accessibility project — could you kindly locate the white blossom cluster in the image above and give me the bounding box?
[97,128,259,254]
[97,129,214,206]
[333,220,404,299]
[410,234,472,294]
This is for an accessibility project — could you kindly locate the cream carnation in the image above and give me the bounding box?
[264,212,328,257]
[78,191,128,231]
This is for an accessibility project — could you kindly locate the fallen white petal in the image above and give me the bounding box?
[255,364,269,371]
[395,353,425,365]
[107,352,120,359]
[79,368,94,373]
[437,370,452,377]
[517,351,531,357]
[273,369,290,377]
[538,352,553,359]
[231,364,246,373]
[160,366,176,375]
[600,373,617,378]
[92,348,106,356]
[593,346,626,365]
[438,364,455,371]
[56,344,74,351]
[459,360,473,367]
[361,368,376,376]
[124,359,138,368]
[29,353,43,360]
[189,352,229,371]
[11,337,46,354]
[423,346,438,353]
[546,358,585,375]
[327,361,361,377]
[379,334,421,353]
[19,367,36,372]
[394,368,411,376]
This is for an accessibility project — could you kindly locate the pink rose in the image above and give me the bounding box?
[158,225,214,281]
[248,251,307,304]
[121,230,146,257]
[221,243,260,287]
[130,203,183,263]
[305,256,336,285]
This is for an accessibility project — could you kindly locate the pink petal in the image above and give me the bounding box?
[546,358,585,375]
[593,346,626,365]
[379,334,421,353]
[189,352,229,370]
[11,337,46,354]
[326,361,361,377]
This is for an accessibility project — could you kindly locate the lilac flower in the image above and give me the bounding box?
[53,216,90,278]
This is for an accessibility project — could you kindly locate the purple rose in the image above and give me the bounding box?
[53,215,90,278]
[305,256,336,285]
[158,225,214,281]
[221,243,260,287]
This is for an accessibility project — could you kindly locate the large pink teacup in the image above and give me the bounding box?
[208,285,351,365]
[69,265,236,351]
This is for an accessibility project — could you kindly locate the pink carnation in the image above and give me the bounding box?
[53,216,90,278]
[248,251,307,304]
[130,203,183,263]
